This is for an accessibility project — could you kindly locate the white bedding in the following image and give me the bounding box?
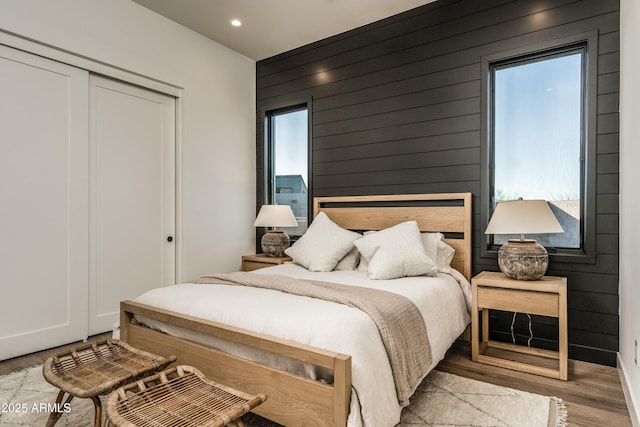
[132,263,471,427]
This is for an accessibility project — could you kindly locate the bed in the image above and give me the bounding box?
[119,193,472,426]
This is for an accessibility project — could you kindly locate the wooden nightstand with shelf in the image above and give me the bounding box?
[471,271,568,380]
[242,254,292,272]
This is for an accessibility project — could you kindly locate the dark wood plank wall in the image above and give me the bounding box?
[256,0,620,366]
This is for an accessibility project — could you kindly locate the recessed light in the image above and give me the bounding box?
[231,19,242,27]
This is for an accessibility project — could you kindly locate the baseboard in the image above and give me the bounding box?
[618,353,640,427]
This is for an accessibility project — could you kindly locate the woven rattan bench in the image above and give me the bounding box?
[105,365,267,427]
[43,339,176,427]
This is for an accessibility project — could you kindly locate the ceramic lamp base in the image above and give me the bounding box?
[498,239,548,281]
[261,230,290,257]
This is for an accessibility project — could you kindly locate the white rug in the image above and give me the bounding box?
[0,366,567,426]
[398,370,567,427]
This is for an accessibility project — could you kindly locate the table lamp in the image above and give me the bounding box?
[254,204,298,257]
[485,199,564,280]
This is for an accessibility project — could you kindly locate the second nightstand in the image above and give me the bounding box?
[242,254,292,272]
[471,271,568,380]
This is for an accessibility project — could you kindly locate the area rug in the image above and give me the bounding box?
[0,366,566,426]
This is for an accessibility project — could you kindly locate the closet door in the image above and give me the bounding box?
[88,75,175,334]
[0,45,89,360]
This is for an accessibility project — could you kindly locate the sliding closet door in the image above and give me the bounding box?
[0,45,89,360]
[88,75,175,334]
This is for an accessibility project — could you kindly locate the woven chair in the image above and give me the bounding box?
[43,339,176,427]
[105,365,267,427]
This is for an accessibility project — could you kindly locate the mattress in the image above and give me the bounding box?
[131,263,471,427]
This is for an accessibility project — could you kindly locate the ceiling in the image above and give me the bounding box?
[130,0,437,61]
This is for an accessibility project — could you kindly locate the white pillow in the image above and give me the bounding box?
[420,232,442,262]
[421,232,455,273]
[334,246,360,271]
[357,255,368,272]
[436,240,455,273]
[285,212,360,272]
[354,221,437,280]
[356,231,377,272]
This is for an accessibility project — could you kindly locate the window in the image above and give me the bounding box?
[487,43,591,254]
[265,104,310,236]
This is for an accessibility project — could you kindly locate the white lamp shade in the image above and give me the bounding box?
[253,205,298,228]
[485,200,564,235]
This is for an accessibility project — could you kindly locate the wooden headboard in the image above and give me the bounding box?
[313,193,472,281]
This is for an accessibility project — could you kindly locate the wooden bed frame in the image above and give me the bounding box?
[120,193,472,426]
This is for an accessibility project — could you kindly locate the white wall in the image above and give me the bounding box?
[620,0,640,425]
[0,0,256,280]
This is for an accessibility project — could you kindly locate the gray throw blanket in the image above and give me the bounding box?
[193,272,432,406]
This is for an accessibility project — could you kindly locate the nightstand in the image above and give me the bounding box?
[242,254,292,272]
[471,271,568,380]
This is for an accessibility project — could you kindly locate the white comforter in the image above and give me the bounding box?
[133,263,471,427]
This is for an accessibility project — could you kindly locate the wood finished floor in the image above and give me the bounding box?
[0,336,632,426]
[437,341,632,427]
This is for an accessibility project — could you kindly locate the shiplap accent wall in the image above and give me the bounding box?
[256,0,620,366]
